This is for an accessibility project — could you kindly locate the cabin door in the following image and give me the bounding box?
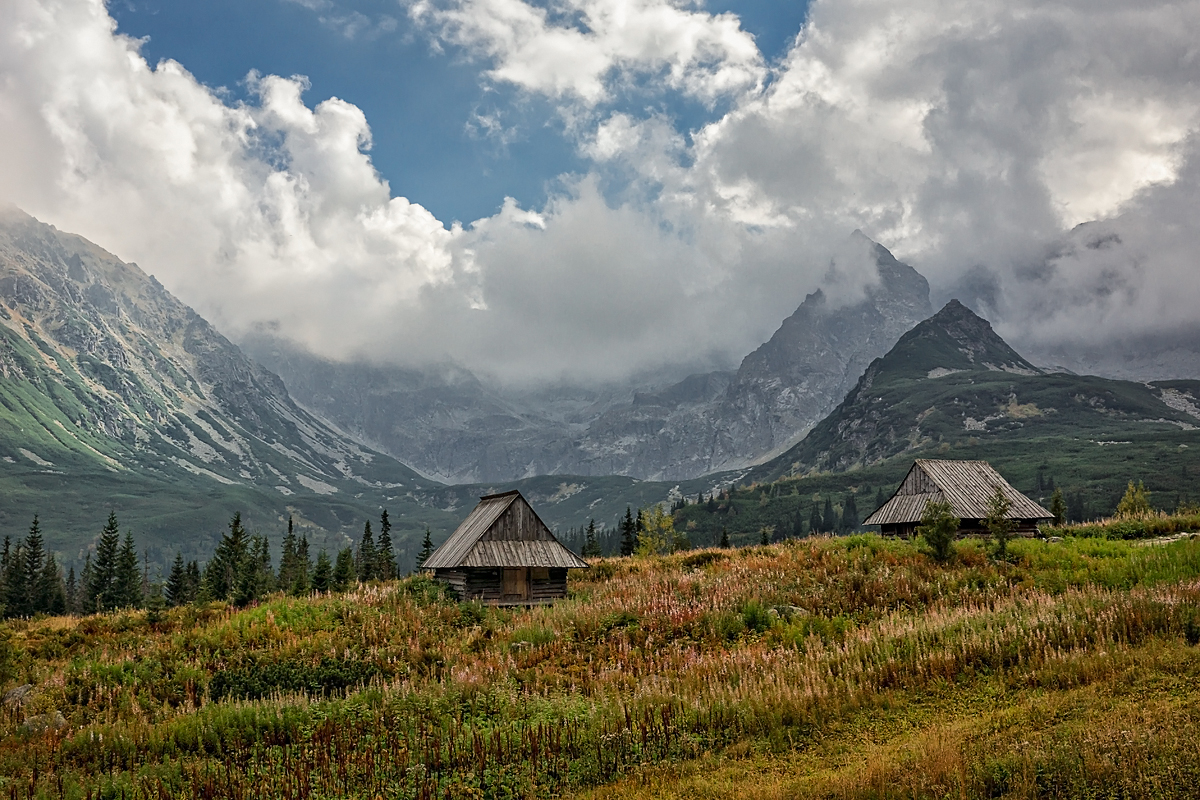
[502,568,529,601]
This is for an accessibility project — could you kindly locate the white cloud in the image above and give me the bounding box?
[2,0,1199,387]
[407,0,764,105]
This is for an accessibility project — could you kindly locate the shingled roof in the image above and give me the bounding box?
[423,490,589,570]
[864,459,1051,526]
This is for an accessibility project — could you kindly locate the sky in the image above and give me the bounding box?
[2,0,1199,385]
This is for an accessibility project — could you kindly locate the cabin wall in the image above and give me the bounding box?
[433,567,568,604]
[881,519,1043,538]
[481,500,554,543]
[899,465,938,495]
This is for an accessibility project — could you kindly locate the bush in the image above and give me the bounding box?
[919,500,959,563]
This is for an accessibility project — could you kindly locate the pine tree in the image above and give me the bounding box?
[332,548,355,591]
[1050,487,1066,527]
[77,554,92,615]
[918,500,959,563]
[277,517,298,594]
[809,504,822,535]
[822,497,837,533]
[65,567,77,615]
[166,553,188,606]
[90,512,121,612]
[376,510,397,581]
[2,539,25,618]
[720,527,730,548]
[619,508,637,557]
[206,512,249,601]
[184,561,202,602]
[417,528,434,569]
[582,519,601,558]
[984,486,1016,560]
[311,551,332,593]
[24,515,47,615]
[113,533,142,608]
[40,554,66,616]
[292,537,311,595]
[840,494,859,533]
[145,582,167,626]
[793,511,806,538]
[357,521,376,583]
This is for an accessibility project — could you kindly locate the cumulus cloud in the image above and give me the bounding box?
[1,0,1199,386]
[406,0,764,105]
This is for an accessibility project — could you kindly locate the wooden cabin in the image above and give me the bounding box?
[863,459,1051,537]
[423,490,588,605]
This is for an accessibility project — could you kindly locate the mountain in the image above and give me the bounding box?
[0,207,463,562]
[246,233,932,482]
[753,299,1200,481]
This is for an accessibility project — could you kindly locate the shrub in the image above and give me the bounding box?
[918,500,959,563]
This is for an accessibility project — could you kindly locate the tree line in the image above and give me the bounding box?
[0,509,408,619]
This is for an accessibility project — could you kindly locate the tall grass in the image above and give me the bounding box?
[1,535,1198,798]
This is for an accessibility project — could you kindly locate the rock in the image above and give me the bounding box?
[21,711,67,734]
[3,683,33,707]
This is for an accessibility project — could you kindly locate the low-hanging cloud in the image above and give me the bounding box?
[1,0,1199,386]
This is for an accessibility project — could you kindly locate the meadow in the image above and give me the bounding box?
[2,532,1199,799]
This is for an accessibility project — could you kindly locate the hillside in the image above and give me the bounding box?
[753,299,1200,481]
[3,535,1199,797]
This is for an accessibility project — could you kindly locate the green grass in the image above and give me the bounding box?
[2,535,1199,798]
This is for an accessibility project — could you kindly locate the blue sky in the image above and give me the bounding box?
[110,0,810,224]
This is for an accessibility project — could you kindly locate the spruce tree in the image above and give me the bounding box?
[0,537,10,615]
[311,551,332,593]
[619,508,637,557]
[582,519,601,557]
[840,494,859,533]
[793,510,806,538]
[376,510,397,580]
[78,554,92,614]
[166,553,188,606]
[720,527,730,548]
[24,515,46,615]
[292,537,311,595]
[417,527,434,568]
[113,533,142,608]
[206,512,249,601]
[3,540,25,618]
[184,561,202,601]
[91,512,121,611]
[278,517,298,594]
[822,497,837,533]
[809,504,822,535]
[1049,487,1066,527]
[40,554,66,616]
[357,521,376,582]
[984,486,1016,560]
[332,548,355,591]
[65,567,77,615]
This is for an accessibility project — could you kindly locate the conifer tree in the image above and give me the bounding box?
[793,510,806,539]
[582,519,601,557]
[292,537,311,595]
[311,551,332,593]
[720,527,730,548]
[333,548,355,591]
[875,487,887,513]
[90,512,121,611]
[357,521,376,582]
[0,537,10,614]
[2,539,25,618]
[809,504,822,535]
[278,517,298,594]
[166,553,188,606]
[840,494,859,533]
[65,567,77,615]
[113,533,142,608]
[1050,487,1066,527]
[417,527,434,569]
[206,512,249,601]
[77,554,92,614]
[984,486,1016,560]
[376,510,397,580]
[619,508,637,557]
[822,497,837,533]
[184,561,202,601]
[24,515,47,615]
[40,554,66,616]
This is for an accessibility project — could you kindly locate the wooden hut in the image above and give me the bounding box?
[423,490,588,604]
[863,459,1051,537]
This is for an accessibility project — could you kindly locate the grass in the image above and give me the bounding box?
[1,535,1199,798]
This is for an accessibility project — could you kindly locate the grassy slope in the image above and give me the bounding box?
[2,534,1199,798]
